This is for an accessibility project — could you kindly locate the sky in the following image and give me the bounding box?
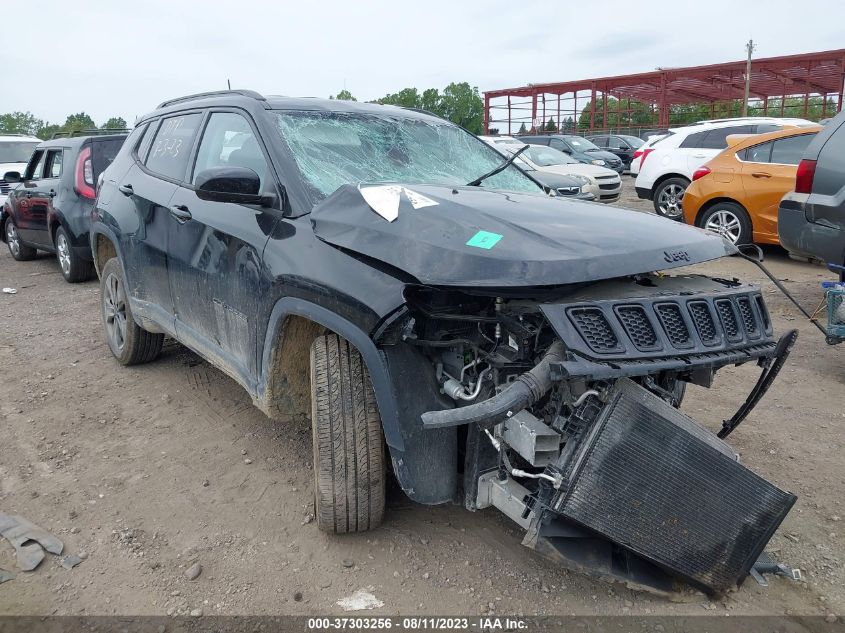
[1,0,842,126]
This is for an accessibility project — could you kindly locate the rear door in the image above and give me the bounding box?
[28,148,65,248]
[739,133,817,241]
[168,109,280,383]
[117,112,203,329]
[685,125,754,174]
[15,149,48,243]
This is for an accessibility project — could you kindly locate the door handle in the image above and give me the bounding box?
[751,172,772,178]
[693,154,707,158]
[169,205,192,222]
[118,184,134,196]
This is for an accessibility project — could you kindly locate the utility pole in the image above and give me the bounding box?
[742,39,755,117]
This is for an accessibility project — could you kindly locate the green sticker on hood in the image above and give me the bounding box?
[466,230,503,250]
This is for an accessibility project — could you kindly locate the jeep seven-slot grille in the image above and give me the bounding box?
[736,297,759,337]
[615,305,659,351]
[688,301,718,345]
[716,299,741,341]
[558,293,770,358]
[655,303,693,348]
[568,307,620,353]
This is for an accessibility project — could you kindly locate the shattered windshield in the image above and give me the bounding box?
[273,110,541,203]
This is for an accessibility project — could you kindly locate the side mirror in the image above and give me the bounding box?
[194,167,273,207]
[3,171,22,183]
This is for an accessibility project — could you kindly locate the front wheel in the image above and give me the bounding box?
[55,226,94,283]
[100,258,164,365]
[310,334,385,533]
[653,177,689,219]
[5,220,37,261]
[699,202,753,245]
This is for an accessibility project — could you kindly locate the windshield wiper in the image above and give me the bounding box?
[466,145,528,187]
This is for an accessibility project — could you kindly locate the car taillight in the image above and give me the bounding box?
[795,159,817,194]
[75,146,96,200]
[639,148,655,167]
[692,166,711,182]
[633,150,643,160]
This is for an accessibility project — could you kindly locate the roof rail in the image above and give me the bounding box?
[51,128,130,139]
[157,89,266,109]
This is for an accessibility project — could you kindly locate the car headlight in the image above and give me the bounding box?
[590,159,606,166]
[570,175,590,185]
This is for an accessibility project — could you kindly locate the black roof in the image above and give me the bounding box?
[144,89,442,123]
[35,133,129,149]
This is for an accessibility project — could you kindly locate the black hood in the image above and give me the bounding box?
[311,184,733,287]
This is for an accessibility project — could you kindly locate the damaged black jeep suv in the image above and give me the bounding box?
[92,90,798,596]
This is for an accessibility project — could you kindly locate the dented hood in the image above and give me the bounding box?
[311,184,734,287]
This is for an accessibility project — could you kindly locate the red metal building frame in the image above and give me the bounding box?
[484,49,845,135]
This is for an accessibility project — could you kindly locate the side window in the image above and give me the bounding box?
[45,150,63,178]
[679,131,709,149]
[550,138,569,152]
[192,112,269,189]
[700,125,754,150]
[770,134,816,165]
[26,150,46,180]
[742,141,773,163]
[145,113,202,181]
[592,136,608,147]
[134,122,154,159]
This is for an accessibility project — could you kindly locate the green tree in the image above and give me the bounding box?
[439,82,484,134]
[545,116,557,132]
[102,117,127,130]
[420,88,441,114]
[63,112,97,134]
[517,122,528,134]
[0,111,44,136]
[37,123,62,140]
[332,89,356,101]
[378,87,421,109]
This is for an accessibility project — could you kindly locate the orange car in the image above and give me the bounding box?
[682,125,822,245]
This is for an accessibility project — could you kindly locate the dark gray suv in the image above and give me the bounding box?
[779,110,845,278]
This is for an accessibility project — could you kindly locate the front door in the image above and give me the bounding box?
[168,110,279,383]
[27,148,64,248]
[15,149,47,244]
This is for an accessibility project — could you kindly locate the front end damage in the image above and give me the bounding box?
[388,274,797,596]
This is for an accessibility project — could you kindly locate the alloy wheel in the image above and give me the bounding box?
[103,272,127,352]
[704,209,742,243]
[657,183,685,218]
[6,223,20,257]
[57,232,71,276]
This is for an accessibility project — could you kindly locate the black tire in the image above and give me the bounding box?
[55,226,94,283]
[99,258,164,365]
[5,219,37,261]
[310,334,385,533]
[698,202,753,246]
[652,177,689,220]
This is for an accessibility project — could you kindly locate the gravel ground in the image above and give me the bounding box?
[0,179,842,617]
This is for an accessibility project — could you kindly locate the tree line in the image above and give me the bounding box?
[331,82,484,134]
[0,112,128,140]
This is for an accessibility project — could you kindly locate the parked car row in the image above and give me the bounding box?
[1,130,128,282]
[479,135,621,203]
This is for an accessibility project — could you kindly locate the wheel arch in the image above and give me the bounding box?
[695,197,752,230]
[90,227,121,279]
[257,297,404,452]
[653,172,690,193]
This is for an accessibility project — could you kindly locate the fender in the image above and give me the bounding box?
[258,296,404,452]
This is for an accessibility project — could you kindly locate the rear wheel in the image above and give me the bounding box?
[5,220,37,261]
[55,226,94,283]
[310,334,385,533]
[100,258,164,365]
[653,177,689,219]
[699,202,753,245]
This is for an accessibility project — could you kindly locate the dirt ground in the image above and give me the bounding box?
[0,179,842,617]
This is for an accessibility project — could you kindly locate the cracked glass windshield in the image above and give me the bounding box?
[273,110,541,202]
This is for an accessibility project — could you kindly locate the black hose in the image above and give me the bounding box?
[420,340,566,429]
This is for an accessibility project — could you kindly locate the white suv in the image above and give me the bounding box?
[1,134,40,208]
[634,118,815,218]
